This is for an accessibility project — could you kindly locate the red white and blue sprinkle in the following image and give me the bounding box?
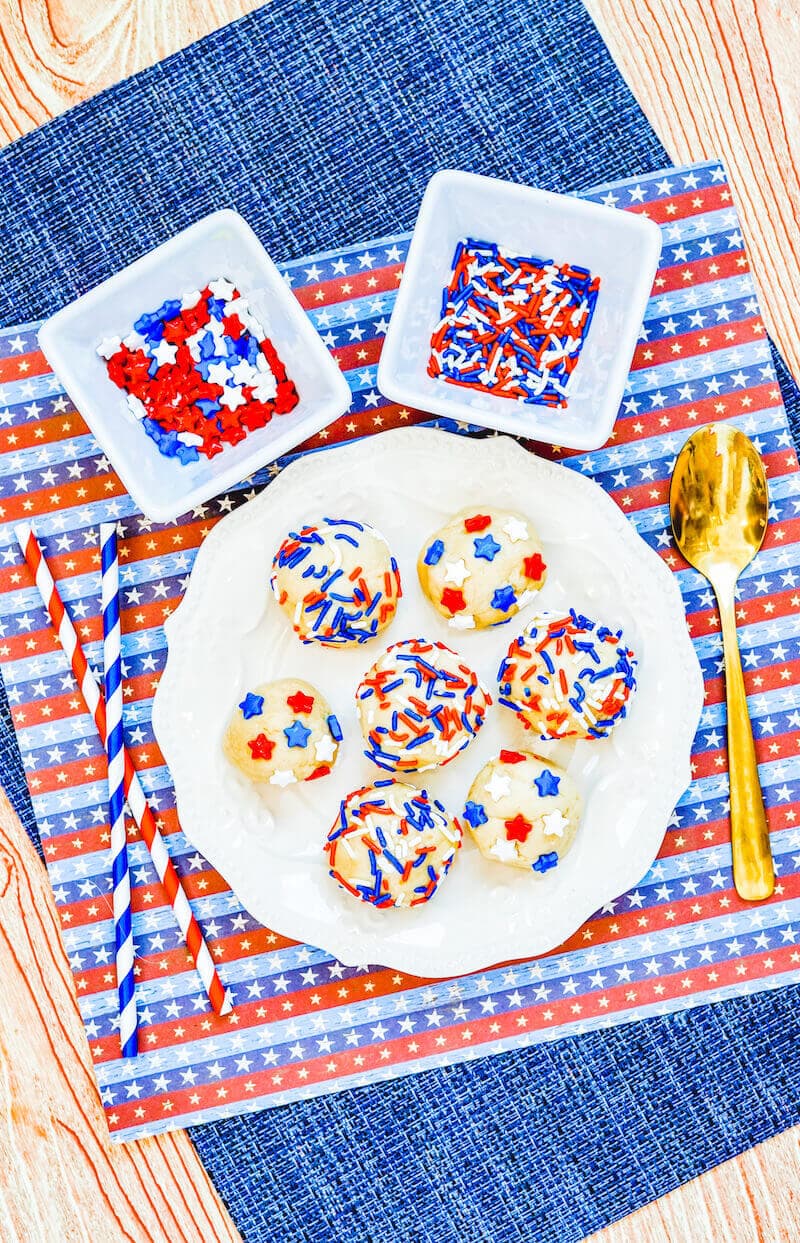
[498,609,637,739]
[98,278,298,464]
[271,517,402,646]
[357,638,491,772]
[428,239,600,408]
[325,780,462,909]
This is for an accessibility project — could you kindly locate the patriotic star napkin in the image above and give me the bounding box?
[0,159,798,1142]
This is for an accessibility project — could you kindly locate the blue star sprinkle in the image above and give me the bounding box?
[473,534,502,562]
[534,768,561,797]
[239,692,265,719]
[198,332,218,360]
[284,720,312,748]
[424,539,445,566]
[207,296,227,319]
[532,851,559,873]
[491,585,517,612]
[463,800,488,828]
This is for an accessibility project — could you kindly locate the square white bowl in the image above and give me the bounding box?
[38,210,352,523]
[377,170,662,451]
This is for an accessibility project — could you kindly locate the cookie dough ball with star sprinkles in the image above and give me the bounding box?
[222,678,342,786]
[498,610,637,740]
[356,638,491,772]
[326,779,463,908]
[464,750,582,872]
[418,507,546,630]
[271,517,402,647]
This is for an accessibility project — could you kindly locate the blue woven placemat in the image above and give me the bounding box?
[1,1,799,1239]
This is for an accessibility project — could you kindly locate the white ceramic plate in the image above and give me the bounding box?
[152,428,703,977]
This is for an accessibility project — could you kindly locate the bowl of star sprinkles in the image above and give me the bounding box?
[38,209,351,522]
[152,427,703,976]
[378,170,661,451]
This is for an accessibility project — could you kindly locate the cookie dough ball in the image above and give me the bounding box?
[271,517,402,647]
[498,609,637,740]
[464,750,582,872]
[223,677,342,786]
[418,507,546,630]
[326,779,463,908]
[356,637,491,773]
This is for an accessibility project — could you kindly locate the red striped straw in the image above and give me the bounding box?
[16,522,232,1017]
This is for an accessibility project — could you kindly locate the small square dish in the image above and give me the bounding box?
[38,210,352,523]
[377,170,662,450]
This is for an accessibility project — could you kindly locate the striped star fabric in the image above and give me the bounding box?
[0,159,798,1143]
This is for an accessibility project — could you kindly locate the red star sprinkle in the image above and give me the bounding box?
[499,750,527,764]
[307,765,331,781]
[441,587,467,614]
[523,553,546,580]
[505,814,533,842]
[287,691,315,713]
[247,733,275,760]
[464,514,492,532]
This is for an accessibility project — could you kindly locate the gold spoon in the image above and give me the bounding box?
[670,424,774,901]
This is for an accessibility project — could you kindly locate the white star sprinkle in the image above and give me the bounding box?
[314,735,337,763]
[485,771,512,802]
[151,338,178,368]
[542,810,569,838]
[219,385,247,411]
[443,558,471,587]
[503,517,529,542]
[206,360,232,386]
[448,613,476,630]
[269,770,297,788]
[208,277,236,300]
[489,839,518,862]
[96,335,122,360]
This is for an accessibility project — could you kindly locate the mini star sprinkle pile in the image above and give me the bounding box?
[97,278,298,463]
[428,239,600,408]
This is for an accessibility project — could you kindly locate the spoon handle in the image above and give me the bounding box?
[718,590,774,901]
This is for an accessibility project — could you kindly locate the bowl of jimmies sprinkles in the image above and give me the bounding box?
[378,170,662,450]
[38,210,351,522]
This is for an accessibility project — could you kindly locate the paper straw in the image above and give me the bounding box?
[16,522,232,1017]
[100,523,138,1057]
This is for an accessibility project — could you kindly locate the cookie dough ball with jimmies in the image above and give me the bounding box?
[356,638,491,772]
[271,517,402,646]
[497,610,637,740]
[326,779,463,908]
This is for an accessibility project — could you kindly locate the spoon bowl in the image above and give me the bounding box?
[670,425,773,901]
[670,424,768,589]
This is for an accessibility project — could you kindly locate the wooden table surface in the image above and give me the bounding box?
[0,2,798,1240]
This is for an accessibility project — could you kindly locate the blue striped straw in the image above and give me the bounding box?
[100,522,138,1058]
